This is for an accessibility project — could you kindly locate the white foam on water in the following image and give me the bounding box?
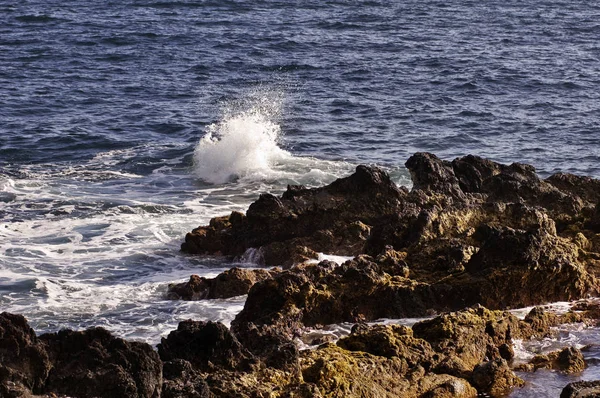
[193,91,355,186]
[317,253,354,264]
[0,92,414,344]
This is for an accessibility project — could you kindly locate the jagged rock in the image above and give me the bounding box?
[561,380,600,398]
[1,313,162,398]
[517,346,586,373]
[166,268,277,300]
[301,344,477,398]
[338,324,434,366]
[0,313,51,397]
[518,306,586,339]
[412,306,519,377]
[40,327,162,398]
[470,358,523,397]
[161,359,211,398]
[183,164,406,265]
[158,320,253,372]
[189,153,600,326]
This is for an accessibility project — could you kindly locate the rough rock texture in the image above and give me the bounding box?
[157,320,253,372]
[184,154,600,331]
[182,165,406,266]
[166,268,277,300]
[561,380,600,398]
[4,305,599,398]
[516,346,586,373]
[0,313,162,398]
[0,312,51,398]
[470,359,524,397]
[41,327,162,398]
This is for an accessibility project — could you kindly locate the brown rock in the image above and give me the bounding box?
[470,358,524,397]
[520,346,586,373]
[157,320,253,372]
[40,327,162,398]
[0,313,51,397]
[561,380,600,398]
[167,268,277,300]
[183,164,406,266]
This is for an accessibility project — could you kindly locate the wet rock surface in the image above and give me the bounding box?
[182,164,406,265]
[0,312,161,398]
[561,380,600,398]
[7,153,600,397]
[516,346,586,373]
[2,303,600,398]
[166,267,277,300]
[183,153,600,323]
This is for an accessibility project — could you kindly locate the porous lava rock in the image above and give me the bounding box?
[0,312,51,397]
[182,154,600,336]
[166,267,277,300]
[182,165,406,266]
[157,320,253,372]
[0,313,162,398]
[561,380,600,398]
[516,346,586,373]
[40,327,162,398]
[470,358,524,397]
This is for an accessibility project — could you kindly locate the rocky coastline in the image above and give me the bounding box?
[4,152,600,397]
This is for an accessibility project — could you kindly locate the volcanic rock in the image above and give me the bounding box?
[182,164,406,265]
[40,327,162,398]
[517,346,586,373]
[0,312,51,397]
[166,267,277,300]
[157,320,253,372]
[561,380,600,398]
[0,312,162,398]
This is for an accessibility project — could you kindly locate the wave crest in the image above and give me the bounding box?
[193,109,291,184]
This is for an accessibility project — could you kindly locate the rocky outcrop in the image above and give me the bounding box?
[0,312,162,398]
[157,320,253,372]
[182,165,406,266]
[516,346,586,373]
[3,304,599,398]
[178,154,600,340]
[561,380,600,398]
[41,327,163,398]
[166,268,277,300]
[0,313,51,398]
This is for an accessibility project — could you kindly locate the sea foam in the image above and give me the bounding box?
[193,109,291,184]
[192,107,356,187]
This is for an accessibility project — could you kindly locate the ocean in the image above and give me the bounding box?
[1,0,600,395]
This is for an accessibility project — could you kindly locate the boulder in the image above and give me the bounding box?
[561,380,600,398]
[0,312,51,397]
[41,327,162,398]
[157,320,253,372]
[470,359,523,397]
[517,346,586,373]
[166,268,277,300]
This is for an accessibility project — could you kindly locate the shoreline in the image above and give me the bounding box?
[4,152,600,397]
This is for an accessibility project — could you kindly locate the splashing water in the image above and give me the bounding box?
[194,109,292,184]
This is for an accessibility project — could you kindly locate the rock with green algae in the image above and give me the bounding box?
[470,358,524,397]
[300,344,477,398]
[5,304,599,398]
[181,156,600,327]
[515,346,586,373]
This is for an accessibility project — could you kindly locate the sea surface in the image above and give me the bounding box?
[1,0,600,396]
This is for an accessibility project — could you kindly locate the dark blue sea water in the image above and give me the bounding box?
[2,1,600,395]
